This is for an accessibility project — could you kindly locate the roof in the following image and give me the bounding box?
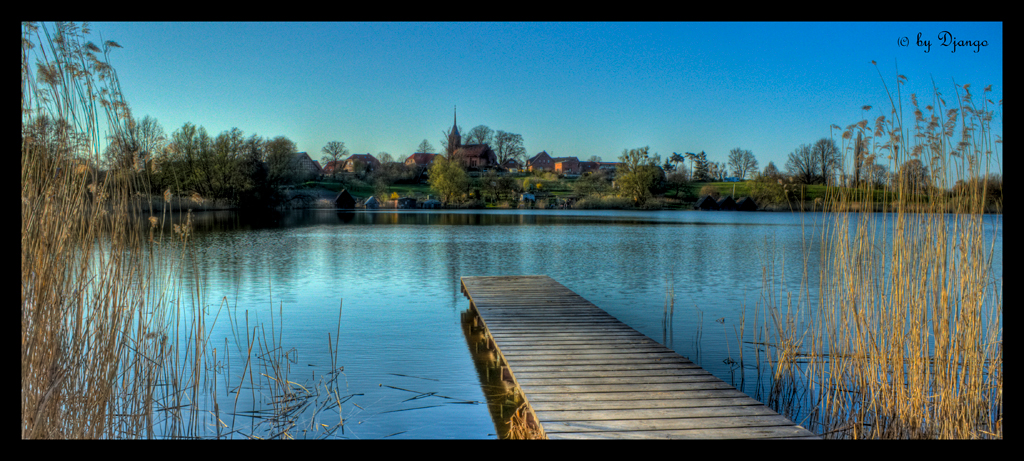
[527,151,552,163]
[736,196,758,210]
[405,153,439,166]
[346,153,380,164]
[454,144,494,159]
[694,195,720,210]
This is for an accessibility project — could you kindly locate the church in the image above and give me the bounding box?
[445,108,498,170]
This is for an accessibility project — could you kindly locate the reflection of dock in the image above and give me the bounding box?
[460,275,818,439]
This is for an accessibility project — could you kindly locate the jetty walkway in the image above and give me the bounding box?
[460,275,818,439]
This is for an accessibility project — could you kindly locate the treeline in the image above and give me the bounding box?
[104,118,315,209]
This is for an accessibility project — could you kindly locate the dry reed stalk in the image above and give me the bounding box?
[757,67,1001,439]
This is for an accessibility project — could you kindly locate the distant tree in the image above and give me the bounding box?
[897,158,930,192]
[750,173,787,208]
[377,152,394,164]
[668,152,686,173]
[761,161,783,181]
[664,169,691,198]
[616,146,661,207]
[265,136,299,186]
[727,148,758,180]
[691,151,711,182]
[811,137,841,185]
[321,141,349,178]
[588,155,603,163]
[785,143,818,184]
[464,125,495,146]
[427,155,469,205]
[417,139,435,154]
[866,162,889,189]
[492,130,527,166]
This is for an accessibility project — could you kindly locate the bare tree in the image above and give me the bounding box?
[727,148,758,180]
[897,158,930,192]
[492,130,526,166]
[588,155,602,163]
[785,143,818,184]
[812,137,840,185]
[463,125,494,146]
[377,152,394,164]
[416,139,435,153]
[321,141,349,178]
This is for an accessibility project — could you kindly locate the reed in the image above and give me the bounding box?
[21,21,176,438]
[756,66,1002,438]
[21,22,348,440]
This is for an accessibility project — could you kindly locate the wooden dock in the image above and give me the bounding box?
[460,275,818,439]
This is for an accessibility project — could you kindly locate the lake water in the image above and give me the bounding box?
[153,208,1002,439]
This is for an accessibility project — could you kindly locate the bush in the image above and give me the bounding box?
[698,184,720,200]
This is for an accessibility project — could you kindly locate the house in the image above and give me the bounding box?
[520,192,536,202]
[526,151,554,172]
[736,196,758,211]
[363,195,380,209]
[716,195,737,210]
[579,161,623,175]
[389,197,417,209]
[344,153,381,173]
[292,152,323,180]
[322,160,346,177]
[334,189,356,209]
[405,153,439,170]
[421,198,442,209]
[453,144,498,170]
[501,158,523,172]
[552,157,580,175]
[694,195,720,210]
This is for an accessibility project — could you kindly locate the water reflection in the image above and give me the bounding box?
[154,208,1000,438]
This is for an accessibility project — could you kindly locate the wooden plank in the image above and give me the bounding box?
[461,275,818,439]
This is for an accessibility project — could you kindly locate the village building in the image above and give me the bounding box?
[694,195,720,210]
[501,158,523,172]
[292,152,323,180]
[334,189,356,209]
[322,160,346,177]
[716,195,738,211]
[552,157,581,175]
[444,108,498,170]
[393,197,418,209]
[344,153,381,173]
[735,196,758,211]
[579,161,624,175]
[405,152,440,170]
[363,195,380,209]
[526,151,555,172]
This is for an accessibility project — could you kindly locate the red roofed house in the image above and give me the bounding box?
[405,153,440,170]
[501,158,523,172]
[552,157,580,175]
[322,160,346,177]
[527,151,554,172]
[344,153,380,173]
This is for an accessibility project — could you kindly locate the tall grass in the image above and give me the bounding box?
[21,22,349,440]
[21,21,173,438]
[756,65,1001,438]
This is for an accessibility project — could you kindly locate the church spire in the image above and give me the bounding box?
[447,106,461,153]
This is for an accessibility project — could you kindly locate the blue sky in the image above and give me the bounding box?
[76,21,1002,171]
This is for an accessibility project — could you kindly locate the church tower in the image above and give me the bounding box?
[446,107,461,156]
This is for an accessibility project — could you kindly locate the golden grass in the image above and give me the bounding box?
[22,22,348,440]
[756,67,1002,438]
